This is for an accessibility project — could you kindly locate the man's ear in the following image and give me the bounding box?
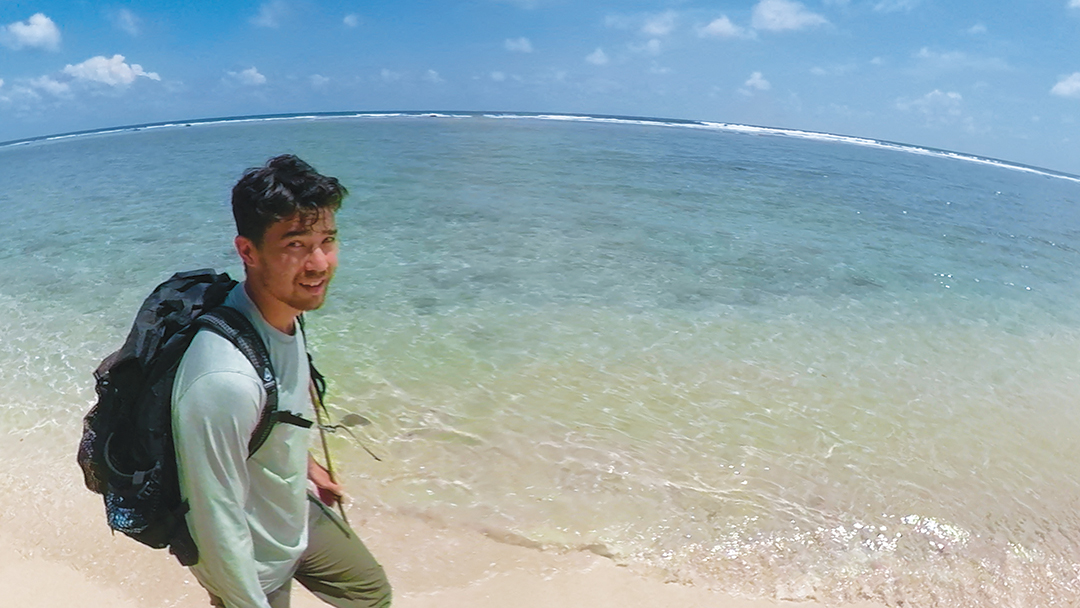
[235,235,259,268]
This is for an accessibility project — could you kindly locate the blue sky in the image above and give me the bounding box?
[2,1,1080,174]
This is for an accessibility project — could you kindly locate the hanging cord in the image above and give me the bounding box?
[321,414,382,463]
[310,380,350,525]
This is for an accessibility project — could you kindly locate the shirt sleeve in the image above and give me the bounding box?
[173,367,271,608]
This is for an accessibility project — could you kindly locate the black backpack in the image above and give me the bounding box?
[77,269,319,565]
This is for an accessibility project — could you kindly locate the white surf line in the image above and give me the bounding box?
[5,112,1079,184]
[492,113,1080,184]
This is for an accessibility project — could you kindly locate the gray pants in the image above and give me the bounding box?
[208,496,392,608]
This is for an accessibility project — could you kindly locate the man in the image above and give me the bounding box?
[172,154,392,608]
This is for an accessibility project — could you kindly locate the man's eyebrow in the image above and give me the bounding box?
[282,227,338,239]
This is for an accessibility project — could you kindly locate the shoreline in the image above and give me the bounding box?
[0,445,881,608]
[0,513,882,608]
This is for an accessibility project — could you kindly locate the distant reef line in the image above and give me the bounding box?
[3,111,1077,182]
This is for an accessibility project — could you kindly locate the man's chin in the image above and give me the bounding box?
[288,292,328,313]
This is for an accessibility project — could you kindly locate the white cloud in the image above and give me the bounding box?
[811,63,855,76]
[30,75,69,95]
[343,14,360,27]
[744,71,771,91]
[874,0,920,12]
[505,37,533,53]
[604,14,634,30]
[112,9,140,36]
[642,11,677,37]
[491,71,507,82]
[916,47,952,61]
[228,67,267,86]
[424,70,444,83]
[380,69,402,82]
[310,74,330,87]
[699,16,748,38]
[1052,73,1080,99]
[914,47,1008,71]
[604,11,680,37]
[63,55,160,86]
[896,90,964,123]
[586,48,609,66]
[1072,0,1080,8]
[967,23,987,35]
[252,1,289,28]
[2,13,61,51]
[630,39,662,56]
[752,0,828,32]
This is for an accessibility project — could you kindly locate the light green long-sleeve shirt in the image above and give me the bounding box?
[173,283,314,608]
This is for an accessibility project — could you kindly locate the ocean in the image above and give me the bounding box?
[3,112,1080,607]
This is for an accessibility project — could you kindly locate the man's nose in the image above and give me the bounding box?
[307,247,330,272]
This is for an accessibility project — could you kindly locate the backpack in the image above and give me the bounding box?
[77,269,318,566]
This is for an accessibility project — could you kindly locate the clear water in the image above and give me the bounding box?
[4,114,1080,606]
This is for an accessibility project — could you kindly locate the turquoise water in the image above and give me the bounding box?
[4,114,1080,606]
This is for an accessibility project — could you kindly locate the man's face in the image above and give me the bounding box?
[241,210,339,317]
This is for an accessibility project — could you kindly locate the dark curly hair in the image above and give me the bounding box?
[231,154,347,244]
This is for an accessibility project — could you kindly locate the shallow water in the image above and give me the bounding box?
[4,114,1080,606]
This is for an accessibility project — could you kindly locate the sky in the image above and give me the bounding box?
[2,1,1080,174]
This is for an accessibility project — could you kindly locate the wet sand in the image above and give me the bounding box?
[0,521,878,608]
[0,444,883,608]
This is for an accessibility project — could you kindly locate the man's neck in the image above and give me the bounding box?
[243,281,298,335]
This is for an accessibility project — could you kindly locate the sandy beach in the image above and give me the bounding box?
[0,521,882,608]
[0,443,882,608]
[0,525,873,608]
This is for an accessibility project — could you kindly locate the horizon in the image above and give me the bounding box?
[5,110,1079,182]
[2,2,1080,174]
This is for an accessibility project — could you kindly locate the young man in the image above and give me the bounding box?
[172,155,392,608]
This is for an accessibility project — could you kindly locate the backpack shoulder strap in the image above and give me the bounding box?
[193,306,303,457]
